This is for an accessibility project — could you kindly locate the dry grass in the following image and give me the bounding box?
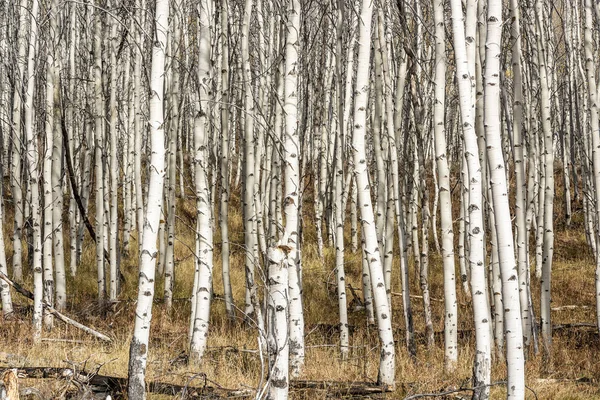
[1,187,600,400]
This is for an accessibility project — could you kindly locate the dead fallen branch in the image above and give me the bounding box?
[1,368,394,398]
[290,380,392,395]
[0,271,112,343]
[0,367,252,399]
[402,381,540,400]
[553,322,596,330]
[551,305,591,311]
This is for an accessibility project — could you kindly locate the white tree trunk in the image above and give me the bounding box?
[189,0,214,364]
[448,0,492,395]
[108,5,119,303]
[11,0,30,284]
[219,0,235,322]
[283,0,305,377]
[535,0,555,358]
[24,0,42,344]
[432,0,457,371]
[353,0,395,387]
[483,2,525,395]
[127,0,169,396]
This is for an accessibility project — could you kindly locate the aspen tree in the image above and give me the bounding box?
[93,1,106,304]
[510,0,532,349]
[134,0,146,249]
[219,0,235,322]
[353,0,395,387]
[334,0,349,360]
[108,0,119,303]
[24,0,42,344]
[241,0,262,326]
[535,0,555,358]
[448,0,492,394]
[11,0,29,283]
[391,47,416,356]
[582,0,600,334]
[283,0,305,377]
[0,162,13,315]
[432,0,457,370]
[189,0,214,363]
[164,5,182,312]
[43,0,58,329]
[127,0,169,396]
[484,3,526,393]
[266,245,289,399]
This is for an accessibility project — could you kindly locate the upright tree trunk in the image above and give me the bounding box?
[127,0,169,396]
[432,0,457,371]
[353,0,395,387]
[24,0,42,344]
[189,0,214,364]
[219,0,235,322]
[535,0,555,359]
[448,0,492,395]
[283,0,305,377]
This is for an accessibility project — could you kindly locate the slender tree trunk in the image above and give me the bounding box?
[24,0,42,344]
[353,0,395,387]
[448,0,492,395]
[535,0,555,360]
[127,0,169,396]
[219,0,235,322]
[11,0,30,284]
[432,0,457,370]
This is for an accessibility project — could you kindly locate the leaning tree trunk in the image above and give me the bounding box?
[127,0,169,397]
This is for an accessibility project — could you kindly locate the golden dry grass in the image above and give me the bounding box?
[0,185,599,399]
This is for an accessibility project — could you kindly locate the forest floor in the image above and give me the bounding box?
[1,184,600,399]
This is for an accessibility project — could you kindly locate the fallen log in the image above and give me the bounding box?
[0,367,251,399]
[290,379,392,395]
[0,271,112,343]
[0,367,392,398]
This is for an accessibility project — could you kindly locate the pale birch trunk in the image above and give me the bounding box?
[283,0,305,377]
[582,0,600,336]
[432,0,457,371]
[353,0,395,387]
[0,161,13,315]
[510,0,532,350]
[24,0,42,343]
[164,6,181,312]
[93,2,106,304]
[127,0,169,396]
[335,0,349,360]
[189,0,214,364]
[43,6,57,329]
[219,0,235,322]
[266,246,289,399]
[448,0,492,395]
[11,0,29,283]
[535,0,555,359]
[241,0,266,339]
[108,6,119,303]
